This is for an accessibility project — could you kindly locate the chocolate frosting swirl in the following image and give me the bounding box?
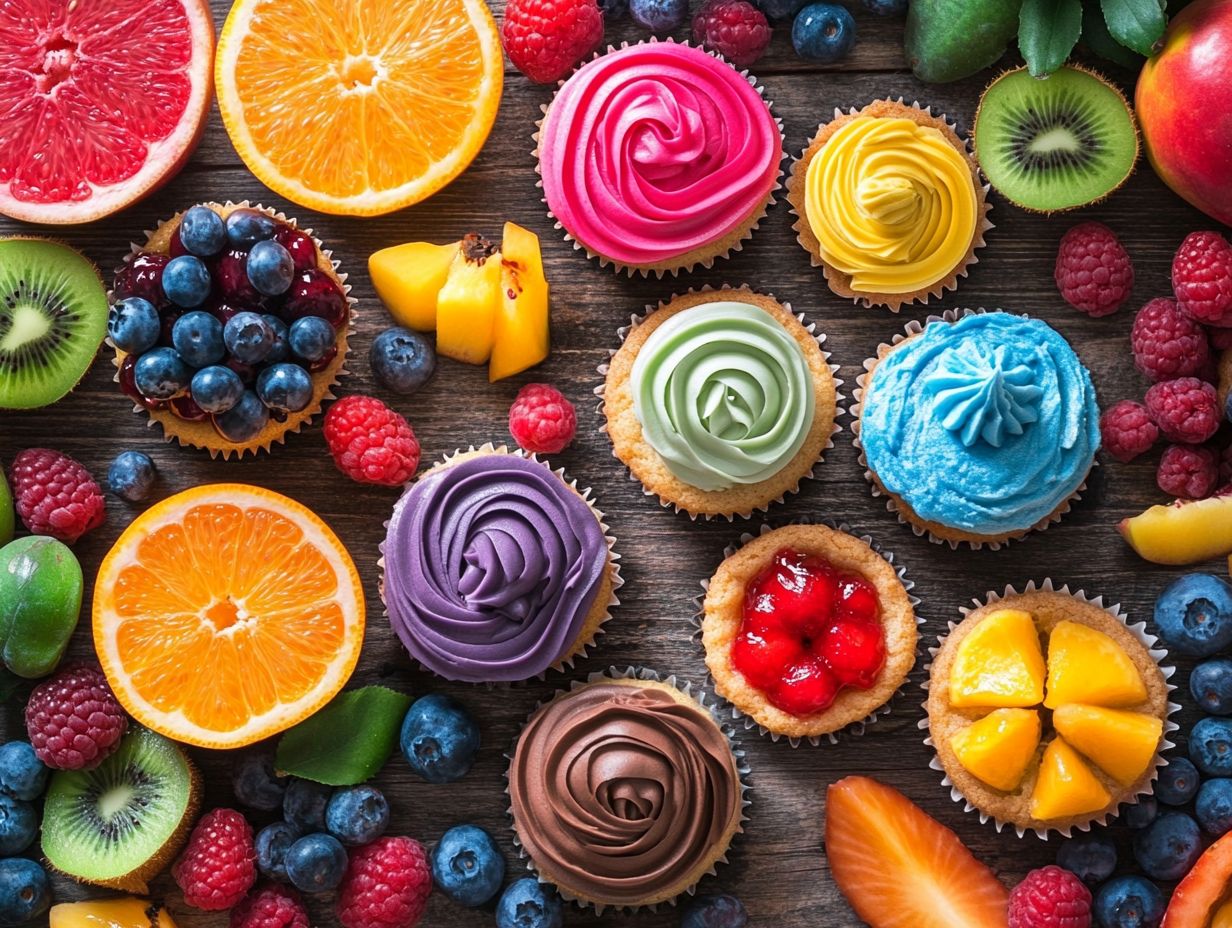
[383,454,608,682]
[509,681,741,905]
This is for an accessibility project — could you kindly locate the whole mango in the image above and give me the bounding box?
[0,537,82,678]
[0,471,11,547]
[905,0,1022,83]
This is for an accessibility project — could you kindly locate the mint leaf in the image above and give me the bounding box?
[1082,0,1145,66]
[275,686,412,786]
[1100,0,1167,54]
[1019,0,1084,76]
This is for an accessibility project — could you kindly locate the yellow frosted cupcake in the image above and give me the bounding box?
[787,100,991,311]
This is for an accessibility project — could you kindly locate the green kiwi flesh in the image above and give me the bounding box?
[974,65,1139,213]
[41,727,201,893]
[0,237,107,409]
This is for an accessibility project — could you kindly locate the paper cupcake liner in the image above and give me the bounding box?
[786,99,994,312]
[377,443,623,687]
[504,666,751,914]
[851,307,1094,550]
[919,578,1180,840]
[692,519,922,747]
[107,200,354,460]
[594,285,845,521]
[532,38,785,279]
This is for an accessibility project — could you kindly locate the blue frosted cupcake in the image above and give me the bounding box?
[854,311,1100,547]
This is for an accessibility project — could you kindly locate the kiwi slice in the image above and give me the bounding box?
[41,727,200,893]
[974,65,1139,212]
[0,237,108,409]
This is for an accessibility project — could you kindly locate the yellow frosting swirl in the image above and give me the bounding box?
[804,116,978,295]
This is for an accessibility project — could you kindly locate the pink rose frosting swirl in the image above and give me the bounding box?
[539,42,782,268]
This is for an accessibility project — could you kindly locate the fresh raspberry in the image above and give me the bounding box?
[173,808,258,911]
[1008,865,1092,928]
[1054,222,1134,317]
[691,0,772,68]
[8,448,105,544]
[1130,298,1211,382]
[24,663,128,770]
[502,0,604,84]
[323,396,420,486]
[1099,400,1159,463]
[1158,444,1220,499]
[231,885,310,928]
[1209,326,1232,351]
[508,383,577,454]
[1173,231,1232,326]
[336,836,432,928]
[1144,377,1221,444]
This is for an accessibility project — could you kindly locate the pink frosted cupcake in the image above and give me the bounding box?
[535,40,783,277]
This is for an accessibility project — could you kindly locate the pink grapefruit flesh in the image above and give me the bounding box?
[0,0,215,225]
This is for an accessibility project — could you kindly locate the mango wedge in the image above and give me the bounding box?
[436,235,503,365]
[1120,496,1232,565]
[369,241,456,331]
[490,221,549,382]
[50,897,178,928]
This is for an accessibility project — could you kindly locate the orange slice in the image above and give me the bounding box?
[215,0,503,216]
[94,484,364,749]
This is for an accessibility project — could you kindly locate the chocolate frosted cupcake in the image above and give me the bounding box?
[508,674,743,909]
[381,447,618,684]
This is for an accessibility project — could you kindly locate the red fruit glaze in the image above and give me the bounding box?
[307,345,338,374]
[275,225,318,273]
[819,616,885,688]
[113,253,171,309]
[216,249,264,308]
[119,354,165,410]
[169,227,188,258]
[282,269,347,329]
[170,394,208,422]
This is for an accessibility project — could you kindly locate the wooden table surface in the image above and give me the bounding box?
[0,2,1221,926]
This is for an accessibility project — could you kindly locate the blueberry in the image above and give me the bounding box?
[225,208,278,249]
[681,894,749,928]
[288,315,335,363]
[629,0,688,32]
[1094,875,1164,928]
[753,0,807,18]
[325,785,390,846]
[247,239,296,297]
[179,205,227,257]
[171,310,226,368]
[263,314,290,363]
[285,833,347,894]
[370,326,436,395]
[107,451,157,502]
[190,365,246,415]
[256,363,313,414]
[1055,833,1117,885]
[224,311,277,365]
[161,255,212,308]
[496,878,564,928]
[1123,796,1159,830]
[1192,659,1232,715]
[1156,756,1201,804]
[232,749,287,812]
[0,743,47,802]
[1154,573,1232,657]
[430,824,505,907]
[133,347,192,400]
[1132,811,1202,880]
[860,0,907,13]
[792,3,857,62]
[0,796,36,856]
[1191,716,1232,776]
[108,296,162,354]
[400,693,481,784]
[1197,778,1232,836]
[256,821,301,882]
[0,859,48,926]
[212,390,270,443]
[283,778,332,833]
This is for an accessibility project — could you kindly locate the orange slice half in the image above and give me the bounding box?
[94,484,364,749]
[215,0,503,216]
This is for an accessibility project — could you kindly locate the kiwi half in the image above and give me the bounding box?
[41,727,200,893]
[0,237,108,409]
[973,65,1139,213]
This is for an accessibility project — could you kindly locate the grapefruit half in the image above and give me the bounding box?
[0,0,215,225]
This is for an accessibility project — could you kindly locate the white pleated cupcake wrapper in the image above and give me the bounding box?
[851,307,1094,550]
[786,99,994,312]
[504,666,751,915]
[106,200,355,460]
[594,285,845,521]
[919,578,1180,840]
[533,38,784,279]
[378,443,623,688]
[691,519,921,747]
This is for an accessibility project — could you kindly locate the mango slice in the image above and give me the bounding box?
[368,241,456,331]
[1053,704,1162,786]
[50,897,178,928]
[436,236,502,365]
[1044,621,1147,709]
[950,708,1041,791]
[949,609,1046,708]
[490,221,550,382]
[1031,737,1111,821]
[1119,496,1232,565]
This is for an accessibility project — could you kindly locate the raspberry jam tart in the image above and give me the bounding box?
[702,523,917,740]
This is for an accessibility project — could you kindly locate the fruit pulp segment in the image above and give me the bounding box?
[1119,497,1232,565]
[1030,736,1111,821]
[1052,703,1162,787]
[368,241,456,331]
[1044,620,1146,709]
[490,221,550,382]
[50,897,179,928]
[948,609,1046,708]
[436,249,502,364]
[949,708,1041,792]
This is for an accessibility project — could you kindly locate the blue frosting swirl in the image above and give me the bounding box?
[860,313,1100,535]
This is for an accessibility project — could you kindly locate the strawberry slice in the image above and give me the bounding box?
[1164,830,1232,928]
[826,776,1009,928]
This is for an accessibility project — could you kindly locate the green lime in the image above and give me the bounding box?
[0,536,82,678]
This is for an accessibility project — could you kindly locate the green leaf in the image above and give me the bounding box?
[1100,0,1167,54]
[275,686,412,786]
[1019,0,1084,76]
[1082,0,1146,67]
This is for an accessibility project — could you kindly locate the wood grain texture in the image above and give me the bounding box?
[0,3,1218,926]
